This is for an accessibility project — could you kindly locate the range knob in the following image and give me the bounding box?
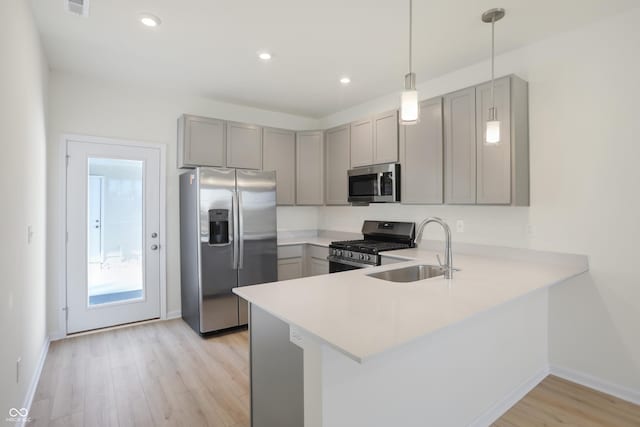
[360,254,366,260]
[336,250,342,256]
[366,254,372,261]
[348,251,353,257]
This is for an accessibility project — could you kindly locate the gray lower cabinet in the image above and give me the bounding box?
[325,125,350,205]
[296,131,324,205]
[177,114,226,168]
[250,304,304,427]
[476,76,529,205]
[400,97,444,204]
[444,87,477,204]
[226,121,262,169]
[350,119,373,168]
[277,258,303,280]
[277,245,304,281]
[263,127,296,205]
[306,245,329,276]
[373,110,399,164]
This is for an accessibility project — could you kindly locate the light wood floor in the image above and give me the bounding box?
[31,319,250,427]
[31,319,640,427]
[494,375,640,427]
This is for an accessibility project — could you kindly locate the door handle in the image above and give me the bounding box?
[238,191,244,269]
[151,232,158,238]
[151,244,159,250]
[232,190,239,269]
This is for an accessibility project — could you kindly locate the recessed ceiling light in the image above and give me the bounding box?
[340,77,351,85]
[258,52,272,61]
[140,13,161,27]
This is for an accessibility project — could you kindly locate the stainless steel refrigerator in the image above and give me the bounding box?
[179,167,277,334]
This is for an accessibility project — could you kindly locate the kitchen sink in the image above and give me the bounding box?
[367,264,446,283]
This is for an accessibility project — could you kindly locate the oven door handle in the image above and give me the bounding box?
[327,256,375,269]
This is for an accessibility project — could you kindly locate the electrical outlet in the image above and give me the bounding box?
[456,220,465,233]
[16,357,21,383]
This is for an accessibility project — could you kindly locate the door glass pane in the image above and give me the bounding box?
[87,158,144,306]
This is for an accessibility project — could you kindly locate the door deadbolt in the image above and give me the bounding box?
[151,244,159,250]
[151,232,158,238]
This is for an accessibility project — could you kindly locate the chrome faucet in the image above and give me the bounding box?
[415,217,454,279]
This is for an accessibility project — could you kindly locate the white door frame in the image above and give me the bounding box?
[58,134,167,336]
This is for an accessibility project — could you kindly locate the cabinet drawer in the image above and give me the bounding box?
[307,245,328,260]
[278,245,304,259]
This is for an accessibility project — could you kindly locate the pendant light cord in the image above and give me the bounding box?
[491,15,495,111]
[409,0,413,74]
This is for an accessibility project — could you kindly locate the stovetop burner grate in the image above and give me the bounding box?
[329,239,412,254]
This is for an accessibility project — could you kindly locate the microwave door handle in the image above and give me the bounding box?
[377,173,383,197]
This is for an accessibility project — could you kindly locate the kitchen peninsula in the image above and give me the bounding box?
[234,243,588,427]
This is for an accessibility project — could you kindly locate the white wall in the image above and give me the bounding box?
[46,71,321,336]
[0,0,49,416]
[318,8,640,393]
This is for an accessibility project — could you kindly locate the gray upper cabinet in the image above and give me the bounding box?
[350,112,399,168]
[400,97,444,204]
[373,110,399,164]
[325,125,350,205]
[263,127,296,206]
[476,75,529,206]
[444,87,477,204]
[177,114,226,168]
[226,121,262,170]
[350,119,373,168]
[296,131,324,205]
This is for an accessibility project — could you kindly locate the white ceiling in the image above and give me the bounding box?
[31,0,638,118]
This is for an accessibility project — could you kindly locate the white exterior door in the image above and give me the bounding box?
[66,139,161,333]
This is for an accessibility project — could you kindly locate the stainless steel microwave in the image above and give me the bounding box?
[348,163,400,204]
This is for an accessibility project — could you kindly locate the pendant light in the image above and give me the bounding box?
[482,8,505,144]
[400,0,419,125]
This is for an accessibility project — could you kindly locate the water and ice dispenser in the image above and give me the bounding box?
[208,209,229,245]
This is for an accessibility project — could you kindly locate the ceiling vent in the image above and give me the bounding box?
[66,0,90,17]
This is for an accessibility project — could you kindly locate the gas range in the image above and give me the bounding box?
[328,221,416,271]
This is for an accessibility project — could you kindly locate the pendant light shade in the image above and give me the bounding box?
[401,72,419,124]
[485,106,500,143]
[482,8,505,144]
[486,120,501,144]
[400,0,419,125]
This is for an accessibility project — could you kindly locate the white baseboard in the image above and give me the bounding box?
[468,367,549,427]
[19,337,50,427]
[550,364,640,406]
[166,310,182,320]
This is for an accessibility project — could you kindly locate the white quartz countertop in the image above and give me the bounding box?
[277,236,332,247]
[235,246,588,363]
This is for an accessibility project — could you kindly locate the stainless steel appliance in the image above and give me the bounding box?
[180,167,277,334]
[348,163,401,204]
[328,220,415,272]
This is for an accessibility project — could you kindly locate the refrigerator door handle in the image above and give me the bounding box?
[232,190,239,270]
[238,190,245,269]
